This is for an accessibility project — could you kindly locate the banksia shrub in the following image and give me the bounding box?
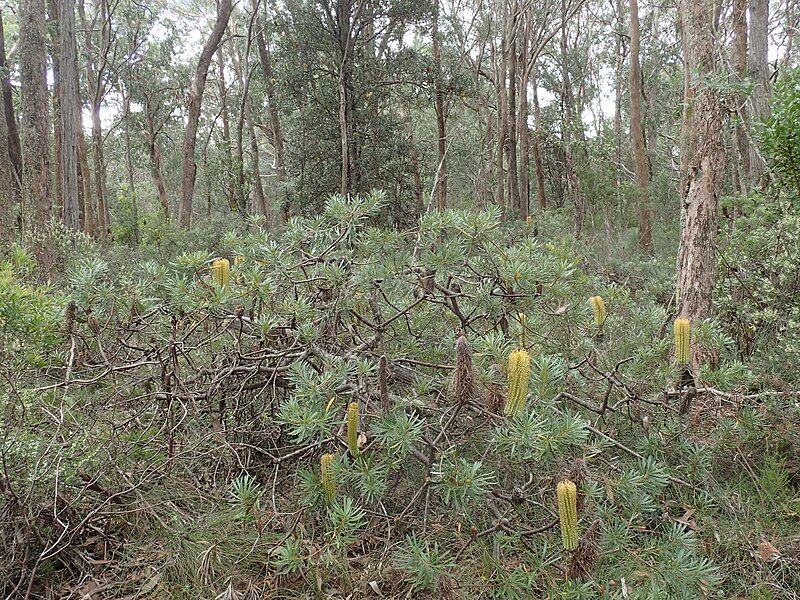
[346,402,359,456]
[588,296,607,327]
[504,348,531,417]
[211,258,230,287]
[674,318,691,365]
[454,335,474,404]
[320,453,336,502]
[557,479,579,551]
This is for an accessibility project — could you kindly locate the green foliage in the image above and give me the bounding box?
[394,534,457,592]
[4,195,799,598]
[762,69,800,195]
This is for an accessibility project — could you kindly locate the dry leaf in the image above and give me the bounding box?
[757,540,780,561]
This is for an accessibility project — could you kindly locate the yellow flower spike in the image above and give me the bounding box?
[211,258,230,287]
[674,318,691,365]
[557,479,579,551]
[504,348,531,417]
[320,453,336,502]
[346,402,359,457]
[517,312,528,348]
[588,296,607,327]
[233,256,244,266]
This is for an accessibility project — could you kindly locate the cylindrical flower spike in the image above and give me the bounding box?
[211,258,230,287]
[557,479,579,551]
[320,453,336,502]
[674,318,691,365]
[517,312,528,348]
[504,348,531,417]
[588,296,607,327]
[346,402,359,456]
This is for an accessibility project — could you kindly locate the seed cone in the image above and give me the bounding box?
[346,402,359,456]
[504,348,531,417]
[674,318,691,365]
[557,479,579,551]
[211,258,230,287]
[588,296,607,327]
[64,300,77,334]
[454,335,475,404]
[320,453,336,502]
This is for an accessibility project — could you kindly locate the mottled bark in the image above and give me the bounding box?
[0,56,10,246]
[748,0,769,187]
[59,0,80,231]
[20,0,52,262]
[676,0,726,366]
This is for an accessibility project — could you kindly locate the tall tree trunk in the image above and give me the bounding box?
[48,0,63,219]
[77,100,95,236]
[561,0,585,238]
[495,2,507,214]
[178,0,233,229]
[0,10,22,200]
[517,6,531,219]
[232,42,249,216]
[531,71,547,211]
[629,0,653,251]
[253,0,288,221]
[122,91,138,243]
[506,6,520,215]
[336,0,356,197]
[0,52,10,246]
[432,1,448,210]
[59,0,80,231]
[613,0,625,199]
[247,111,267,218]
[78,0,110,239]
[216,46,236,211]
[676,0,726,365]
[732,0,750,194]
[400,103,425,214]
[748,0,770,188]
[144,105,170,221]
[20,0,52,264]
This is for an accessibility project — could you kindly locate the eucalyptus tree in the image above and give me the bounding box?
[178,0,233,229]
[19,0,52,263]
